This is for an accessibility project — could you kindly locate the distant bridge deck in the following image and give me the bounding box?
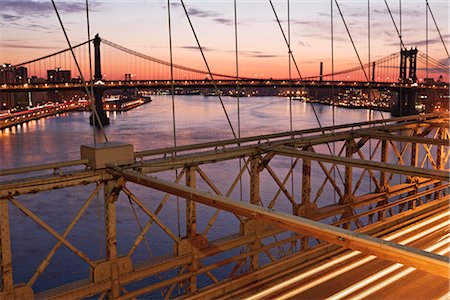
[1,79,448,93]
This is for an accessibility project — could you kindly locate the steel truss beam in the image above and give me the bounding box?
[112,167,450,279]
[274,146,449,181]
[1,113,449,299]
[0,170,112,198]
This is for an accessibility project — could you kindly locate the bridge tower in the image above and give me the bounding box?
[394,48,419,116]
[399,48,418,83]
[90,34,110,126]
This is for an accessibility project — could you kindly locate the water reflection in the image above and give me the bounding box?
[0,96,389,293]
[1,97,388,169]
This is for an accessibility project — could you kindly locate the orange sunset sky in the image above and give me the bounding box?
[1,0,448,80]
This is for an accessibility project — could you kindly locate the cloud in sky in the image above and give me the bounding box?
[180,45,215,52]
[298,41,311,47]
[6,20,57,34]
[1,0,100,33]
[0,42,56,49]
[1,0,98,16]
[186,7,219,18]
[179,46,281,58]
[410,35,450,47]
[214,18,234,26]
[386,34,450,47]
[241,50,281,59]
[164,3,235,26]
[1,13,21,22]
[1,0,447,78]
[186,6,234,26]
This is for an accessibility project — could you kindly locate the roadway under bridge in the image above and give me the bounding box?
[0,112,449,299]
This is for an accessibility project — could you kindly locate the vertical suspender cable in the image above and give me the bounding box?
[334,0,369,81]
[51,0,108,142]
[234,0,243,202]
[426,0,428,79]
[168,0,177,151]
[368,0,372,194]
[368,0,371,94]
[180,0,237,140]
[86,0,96,145]
[234,0,244,272]
[234,0,240,141]
[399,0,402,117]
[331,0,337,211]
[399,0,402,47]
[287,0,295,206]
[270,0,345,186]
[399,0,404,185]
[426,1,449,57]
[86,0,102,257]
[334,0,385,122]
[288,0,293,135]
[167,0,181,237]
[331,0,335,141]
[384,0,405,50]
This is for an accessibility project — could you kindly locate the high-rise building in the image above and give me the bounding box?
[0,64,29,109]
[0,64,15,84]
[15,67,28,84]
[47,68,71,83]
[0,64,29,84]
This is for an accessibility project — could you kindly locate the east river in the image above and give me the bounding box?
[0,96,388,295]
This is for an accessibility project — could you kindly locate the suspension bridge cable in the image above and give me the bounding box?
[86,0,96,145]
[269,0,303,81]
[270,0,327,131]
[383,0,406,50]
[334,0,369,81]
[167,1,177,151]
[426,1,450,58]
[417,58,447,73]
[234,0,243,202]
[426,1,428,78]
[331,0,335,137]
[331,0,337,211]
[368,0,371,85]
[288,0,293,135]
[167,0,181,238]
[101,39,249,80]
[86,0,102,259]
[287,0,295,217]
[307,53,399,80]
[399,0,403,117]
[12,40,92,67]
[179,0,237,140]
[399,0,402,48]
[51,0,108,142]
[419,51,448,67]
[270,0,345,187]
[334,0,385,122]
[368,0,373,193]
[234,0,240,141]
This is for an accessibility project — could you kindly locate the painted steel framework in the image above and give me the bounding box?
[0,112,449,299]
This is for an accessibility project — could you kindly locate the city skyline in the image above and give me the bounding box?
[1,0,449,80]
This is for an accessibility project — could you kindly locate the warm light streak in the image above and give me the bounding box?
[245,210,450,300]
[245,251,362,300]
[383,210,449,242]
[327,237,450,300]
[274,255,375,300]
[275,221,449,300]
[350,244,450,300]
